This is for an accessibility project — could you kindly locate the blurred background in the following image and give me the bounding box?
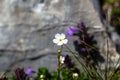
[0,0,120,74]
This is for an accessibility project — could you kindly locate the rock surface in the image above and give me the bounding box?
[0,0,119,73]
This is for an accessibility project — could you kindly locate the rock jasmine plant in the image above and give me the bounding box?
[53,33,68,80]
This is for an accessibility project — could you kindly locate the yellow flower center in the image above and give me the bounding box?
[58,38,62,42]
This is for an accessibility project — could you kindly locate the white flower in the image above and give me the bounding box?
[53,33,68,46]
[60,56,65,64]
[72,73,78,78]
[40,74,44,78]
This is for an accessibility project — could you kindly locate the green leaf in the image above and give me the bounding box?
[61,69,72,80]
[51,72,58,80]
[36,67,51,80]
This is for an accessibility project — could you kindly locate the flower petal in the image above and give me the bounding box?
[60,56,65,64]
[53,39,58,43]
[25,67,36,75]
[71,27,79,32]
[67,30,73,37]
[55,33,61,39]
[57,42,63,46]
[63,39,68,44]
[66,27,79,37]
[60,33,65,39]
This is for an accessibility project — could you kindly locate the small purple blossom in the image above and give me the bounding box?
[81,48,86,52]
[25,67,36,76]
[66,26,79,37]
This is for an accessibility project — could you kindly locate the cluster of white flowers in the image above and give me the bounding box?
[53,33,68,46]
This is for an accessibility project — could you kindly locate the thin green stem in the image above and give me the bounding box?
[81,41,98,52]
[65,45,103,80]
[0,72,5,78]
[109,57,120,80]
[105,35,109,80]
[84,43,103,80]
[57,51,60,80]
[57,46,63,80]
[82,40,104,73]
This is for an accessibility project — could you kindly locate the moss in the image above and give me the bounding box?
[103,0,116,3]
[112,8,120,17]
[103,0,120,4]
[118,19,120,25]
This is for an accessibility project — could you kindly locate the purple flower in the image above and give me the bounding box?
[66,26,79,37]
[25,67,36,76]
[81,48,86,52]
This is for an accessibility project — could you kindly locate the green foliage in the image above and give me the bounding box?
[36,67,51,80]
[61,69,72,80]
[79,73,88,80]
[51,72,58,80]
[35,67,89,80]
[32,66,93,80]
[103,0,115,3]
[112,8,120,16]
[8,74,16,80]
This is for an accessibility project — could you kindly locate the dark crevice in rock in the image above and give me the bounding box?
[40,0,45,3]
[6,52,56,73]
[0,48,37,54]
[32,22,76,32]
[28,52,56,60]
